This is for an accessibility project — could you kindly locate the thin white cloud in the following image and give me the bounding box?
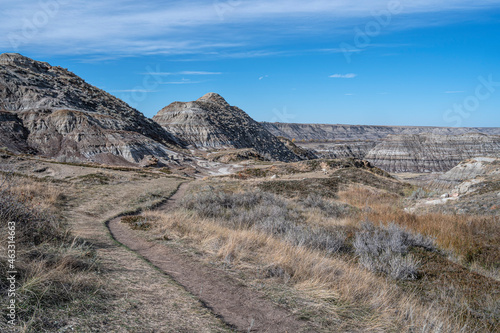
[259,75,269,80]
[330,73,357,79]
[146,71,222,76]
[1,0,499,57]
[181,71,222,75]
[160,79,203,85]
[344,93,355,96]
[444,90,465,94]
[110,89,156,93]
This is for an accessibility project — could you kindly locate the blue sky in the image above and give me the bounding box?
[1,0,499,127]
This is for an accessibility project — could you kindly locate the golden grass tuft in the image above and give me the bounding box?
[0,175,102,332]
[145,209,465,332]
[339,185,500,271]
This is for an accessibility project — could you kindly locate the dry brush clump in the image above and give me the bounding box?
[353,222,435,280]
[147,207,467,332]
[161,186,498,331]
[180,188,349,254]
[0,175,102,332]
[339,185,500,273]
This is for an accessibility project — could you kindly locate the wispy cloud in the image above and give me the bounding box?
[259,75,269,80]
[1,0,499,57]
[344,93,355,96]
[330,73,357,79]
[444,90,465,94]
[110,89,156,93]
[147,71,222,76]
[160,79,203,85]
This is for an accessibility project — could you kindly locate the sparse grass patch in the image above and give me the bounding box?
[339,185,500,272]
[158,167,172,174]
[76,172,113,185]
[0,175,103,332]
[147,209,468,332]
[258,178,341,198]
[180,188,350,254]
[148,182,499,332]
[121,215,157,230]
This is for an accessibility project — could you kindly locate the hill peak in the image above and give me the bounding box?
[0,53,51,70]
[196,92,229,106]
[153,94,300,162]
[0,52,29,60]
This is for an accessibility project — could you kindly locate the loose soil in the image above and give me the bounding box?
[108,183,315,333]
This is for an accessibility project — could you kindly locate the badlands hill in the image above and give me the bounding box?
[0,53,185,165]
[262,122,500,141]
[262,122,500,172]
[1,53,498,173]
[411,157,500,215]
[153,93,300,162]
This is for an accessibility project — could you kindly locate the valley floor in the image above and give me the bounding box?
[1,155,498,332]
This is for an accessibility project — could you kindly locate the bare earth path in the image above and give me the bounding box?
[56,170,233,332]
[108,182,315,333]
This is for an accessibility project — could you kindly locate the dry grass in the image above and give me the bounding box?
[338,185,500,272]
[145,208,469,332]
[0,175,102,332]
[140,181,499,332]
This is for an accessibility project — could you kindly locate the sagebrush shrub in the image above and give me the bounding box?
[301,193,350,218]
[354,221,434,280]
[181,188,348,253]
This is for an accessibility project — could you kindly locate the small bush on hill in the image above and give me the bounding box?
[181,188,349,253]
[354,221,435,280]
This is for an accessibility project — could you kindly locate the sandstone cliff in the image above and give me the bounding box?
[261,122,500,141]
[364,133,500,173]
[0,53,185,165]
[262,122,500,172]
[153,93,300,162]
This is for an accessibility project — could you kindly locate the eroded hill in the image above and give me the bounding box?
[0,53,186,166]
[153,93,301,162]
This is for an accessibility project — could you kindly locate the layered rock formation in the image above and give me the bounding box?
[414,157,500,215]
[0,53,185,165]
[432,157,500,189]
[299,141,376,160]
[261,122,500,141]
[364,133,500,173]
[153,93,300,162]
[262,122,500,173]
[0,111,32,154]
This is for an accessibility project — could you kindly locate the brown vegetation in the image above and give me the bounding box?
[0,175,102,332]
[339,185,500,273]
[141,179,499,332]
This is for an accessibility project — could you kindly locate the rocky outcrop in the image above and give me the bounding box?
[432,157,500,189]
[365,133,500,173]
[413,157,500,215]
[299,141,377,160]
[261,122,500,141]
[0,53,185,165]
[276,137,317,160]
[0,111,33,154]
[262,122,500,173]
[153,93,300,162]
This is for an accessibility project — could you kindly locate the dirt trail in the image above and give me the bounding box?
[108,183,315,333]
[57,171,231,332]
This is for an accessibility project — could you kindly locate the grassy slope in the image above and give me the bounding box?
[0,158,232,332]
[137,165,499,332]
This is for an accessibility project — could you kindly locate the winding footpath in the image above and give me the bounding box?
[108,182,315,333]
